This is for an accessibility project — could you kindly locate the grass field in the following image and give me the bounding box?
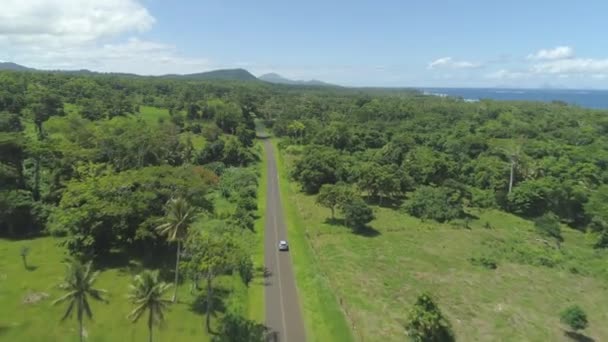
[138,105,172,124]
[0,236,231,342]
[276,143,608,341]
[273,140,354,342]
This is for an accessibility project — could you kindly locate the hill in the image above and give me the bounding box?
[0,62,34,71]
[259,72,334,86]
[162,68,258,81]
[0,62,258,81]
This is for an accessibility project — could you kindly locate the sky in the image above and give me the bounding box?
[2,0,608,88]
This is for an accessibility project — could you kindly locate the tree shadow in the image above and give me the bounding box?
[363,196,404,209]
[353,225,381,238]
[565,331,595,342]
[0,325,10,336]
[261,267,273,286]
[94,249,134,270]
[463,212,480,220]
[190,287,230,316]
[324,217,345,226]
[324,218,381,237]
[216,314,272,341]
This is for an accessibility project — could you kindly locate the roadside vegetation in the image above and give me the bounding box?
[0,71,267,340]
[269,93,608,340]
[2,69,608,340]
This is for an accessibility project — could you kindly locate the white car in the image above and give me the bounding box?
[278,240,289,251]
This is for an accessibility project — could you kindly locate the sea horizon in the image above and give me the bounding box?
[419,87,608,110]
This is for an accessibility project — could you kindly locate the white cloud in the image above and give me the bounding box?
[531,58,608,74]
[428,57,480,69]
[485,69,528,80]
[10,37,212,75]
[527,46,574,61]
[0,0,154,46]
[0,0,219,75]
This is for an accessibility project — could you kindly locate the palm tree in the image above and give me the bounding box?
[501,139,525,194]
[53,259,107,342]
[156,197,195,302]
[127,271,172,342]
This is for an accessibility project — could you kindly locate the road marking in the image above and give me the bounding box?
[270,147,289,341]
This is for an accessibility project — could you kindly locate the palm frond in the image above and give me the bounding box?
[59,299,76,321]
[53,290,77,305]
[83,297,93,320]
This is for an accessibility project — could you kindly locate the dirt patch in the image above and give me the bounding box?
[23,292,50,304]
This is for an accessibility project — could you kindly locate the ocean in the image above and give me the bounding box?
[419,88,608,110]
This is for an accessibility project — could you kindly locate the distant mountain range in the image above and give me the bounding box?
[258,73,334,86]
[161,68,258,81]
[0,62,35,72]
[0,62,336,86]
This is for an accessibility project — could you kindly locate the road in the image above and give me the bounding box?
[263,139,307,342]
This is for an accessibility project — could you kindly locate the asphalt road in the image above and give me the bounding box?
[263,139,307,342]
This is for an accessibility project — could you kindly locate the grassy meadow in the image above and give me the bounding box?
[276,142,608,342]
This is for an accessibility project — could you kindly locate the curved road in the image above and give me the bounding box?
[263,139,306,342]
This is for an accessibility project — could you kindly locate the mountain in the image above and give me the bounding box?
[259,73,334,86]
[0,62,34,71]
[162,68,258,81]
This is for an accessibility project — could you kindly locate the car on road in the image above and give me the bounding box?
[279,240,289,251]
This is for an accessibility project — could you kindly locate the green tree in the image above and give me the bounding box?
[316,184,354,219]
[584,185,608,223]
[534,213,563,249]
[560,305,588,332]
[214,102,242,134]
[403,147,454,186]
[356,162,400,203]
[287,120,305,142]
[292,146,342,194]
[236,123,256,147]
[183,231,248,332]
[404,293,454,342]
[405,186,465,222]
[127,271,172,342]
[212,314,269,342]
[500,140,524,194]
[53,259,107,342]
[157,197,196,303]
[341,197,374,231]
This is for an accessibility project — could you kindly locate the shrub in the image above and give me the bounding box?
[404,293,454,342]
[534,213,563,249]
[469,256,497,270]
[405,186,465,222]
[560,305,588,331]
[341,197,374,231]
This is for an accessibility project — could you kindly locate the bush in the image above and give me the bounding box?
[469,256,498,270]
[470,188,497,208]
[534,213,563,249]
[237,196,257,212]
[341,197,374,231]
[560,305,588,331]
[212,314,269,342]
[404,293,454,342]
[405,186,465,222]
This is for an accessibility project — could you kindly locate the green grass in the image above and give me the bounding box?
[0,236,251,342]
[273,140,354,342]
[276,143,608,342]
[138,106,171,124]
[248,141,267,323]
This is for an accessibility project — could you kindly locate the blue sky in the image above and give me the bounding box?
[2,0,608,88]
